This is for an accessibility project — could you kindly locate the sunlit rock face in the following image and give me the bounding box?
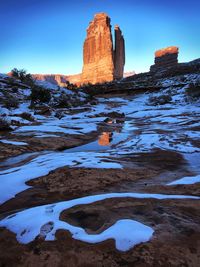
[150,46,179,72]
[81,13,125,85]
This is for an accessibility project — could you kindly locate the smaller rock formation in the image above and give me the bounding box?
[150,46,179,72]
[114,25,125,80]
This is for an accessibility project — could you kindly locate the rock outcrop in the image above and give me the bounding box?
[82,13,125,84]
[150,46,179,72]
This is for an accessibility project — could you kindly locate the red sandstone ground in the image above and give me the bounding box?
[0,144,200,267]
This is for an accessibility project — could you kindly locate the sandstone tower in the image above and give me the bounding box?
[81,13,125,84]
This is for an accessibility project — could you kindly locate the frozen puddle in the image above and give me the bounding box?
[167,153,200,185]
[0,152,41,169]
[1,192,199,251]
[67,132,129,153]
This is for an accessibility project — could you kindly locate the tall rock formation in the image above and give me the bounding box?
[150,46,179,72]
[114,25,125,79]
[82,13,125,84]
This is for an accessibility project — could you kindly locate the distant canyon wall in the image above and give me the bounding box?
[32,74,82,87]
[33,71,134,87]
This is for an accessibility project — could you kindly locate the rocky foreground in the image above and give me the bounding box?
[0,64,200,267]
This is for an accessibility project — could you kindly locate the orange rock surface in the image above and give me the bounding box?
[81,13,125,85]
[98,132,113,146]
[155,46,179,58]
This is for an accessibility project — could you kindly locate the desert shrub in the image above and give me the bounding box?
[0,117,12,131]
[11,86,19,93]
[64,81,78,90]
[11,68,34,86]
[56,93,71,108]
[55,110,64,119]
[30,85,51,103]
[148,94,172,106]
[186,83,200,98]
[2,92,19,108]
[20,112,34,121]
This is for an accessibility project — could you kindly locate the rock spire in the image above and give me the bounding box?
[81,13,125,84]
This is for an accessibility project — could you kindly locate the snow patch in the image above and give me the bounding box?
[0,139,28,146]
[1,192,199,251]
[168,174,200,185]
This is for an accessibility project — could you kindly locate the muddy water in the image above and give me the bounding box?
[0,152,45,170]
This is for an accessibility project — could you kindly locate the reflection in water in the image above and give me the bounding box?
[98,132,113,146]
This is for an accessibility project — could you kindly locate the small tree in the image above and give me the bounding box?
[30,85,51,104]
[64,81,77,90]
[186,82,200,98]
[2,92,19,108]
[0,117,12,131]
[10,68,34,86]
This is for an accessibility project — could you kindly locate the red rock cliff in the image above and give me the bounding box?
[81,13,125,84]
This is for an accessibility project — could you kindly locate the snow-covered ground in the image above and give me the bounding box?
[0,73,200,251]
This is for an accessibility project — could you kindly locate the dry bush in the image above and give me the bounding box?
[0,117,12,131]
[148,94,172,106]
[186,82,200,98]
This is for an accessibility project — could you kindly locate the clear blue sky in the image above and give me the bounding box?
[0,0,199,74]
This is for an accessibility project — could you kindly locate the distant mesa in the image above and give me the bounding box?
[150,46,179,72]
[81,13,125,84]
[123,71,136,78]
